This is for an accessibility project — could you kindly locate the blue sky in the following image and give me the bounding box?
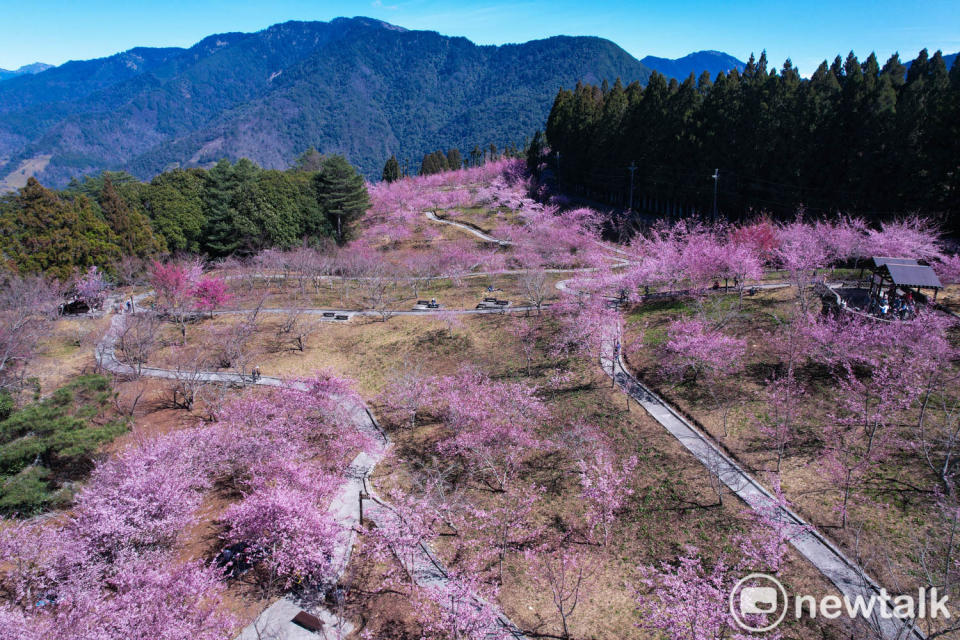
[1,0,957,74]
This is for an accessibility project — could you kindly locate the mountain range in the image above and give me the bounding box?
[640,50,745,79]
[0,18,745,189]
[0,62,53,82]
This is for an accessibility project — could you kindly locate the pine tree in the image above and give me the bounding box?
[315,155,369,245]
[526,130,545,179]
[202,160,242,256]
[382,155,400,183]
[446,148,462,171]
[99,175,163,257]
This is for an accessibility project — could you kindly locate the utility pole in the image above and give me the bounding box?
[711,168,719,224]
[628,162,636,211]
[556,151,561,190]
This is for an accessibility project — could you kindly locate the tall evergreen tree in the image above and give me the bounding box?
[314,155,369,245]
[0,179,121,279]
[99,175,164,257]
[446,148,463,171]
[382,155,401,183]
[142,169,207,253]
[526,130,545,179]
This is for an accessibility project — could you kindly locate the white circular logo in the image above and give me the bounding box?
[729,573,788,633]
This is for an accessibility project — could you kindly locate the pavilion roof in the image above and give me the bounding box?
[871,256,922,269]
[877,262,943,289]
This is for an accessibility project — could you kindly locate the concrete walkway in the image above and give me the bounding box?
[426,210,513,246]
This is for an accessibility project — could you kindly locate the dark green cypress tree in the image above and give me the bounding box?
[382,155,400,183]
[315,155,369,245]
[526,130,545,179]
[202,159,241,257]
[446,148,462,171]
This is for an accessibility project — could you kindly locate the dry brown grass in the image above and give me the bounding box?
[221,270,565,314]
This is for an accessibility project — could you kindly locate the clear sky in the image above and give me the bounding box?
[1,0,957,75]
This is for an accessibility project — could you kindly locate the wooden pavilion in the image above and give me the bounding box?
[866,256,943,302]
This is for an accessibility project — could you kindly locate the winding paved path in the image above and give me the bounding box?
[426,210,512,246]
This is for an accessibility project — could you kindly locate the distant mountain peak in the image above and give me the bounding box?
[0,62,53,82]
[640,50,745,80]
[335,16,408,31]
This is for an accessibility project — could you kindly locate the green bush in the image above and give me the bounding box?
[0,390,12,421]
[0,375,127,517]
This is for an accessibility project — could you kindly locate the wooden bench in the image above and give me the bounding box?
[335,315,349,320]
[483,297,498,302]
[322,312,335,317]
[494,300,510,306]
[291,610,324,633]
[417,300,430,305]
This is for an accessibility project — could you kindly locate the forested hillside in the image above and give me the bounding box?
[544,50,960,227]
[0,152,369,278]
[0,17,651,188]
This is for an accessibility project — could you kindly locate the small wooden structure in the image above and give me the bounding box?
[866,256,943,302]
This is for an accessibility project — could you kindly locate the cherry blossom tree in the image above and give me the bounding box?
[0,274,63,389]
[730,218,780,265]
[70,429,210,556]
[637,545,781,640]
[435,370,550,492]
[412,569,510,640]
[662,318,747,436]
[821,359,909,528]
[149,258,202,342]
[378,361,434,429]
[75,265,110,311]
[525,544,596,640]
[363,486,444,589]
[774,217,831,313]
[508,317,539,375]
[578,440,637,545]
[474,484,543,585]
[220,480,342,589]
[933,253,960,285]
[756,373,805,474]
[191,274,232,314]
[865,216,943,261]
